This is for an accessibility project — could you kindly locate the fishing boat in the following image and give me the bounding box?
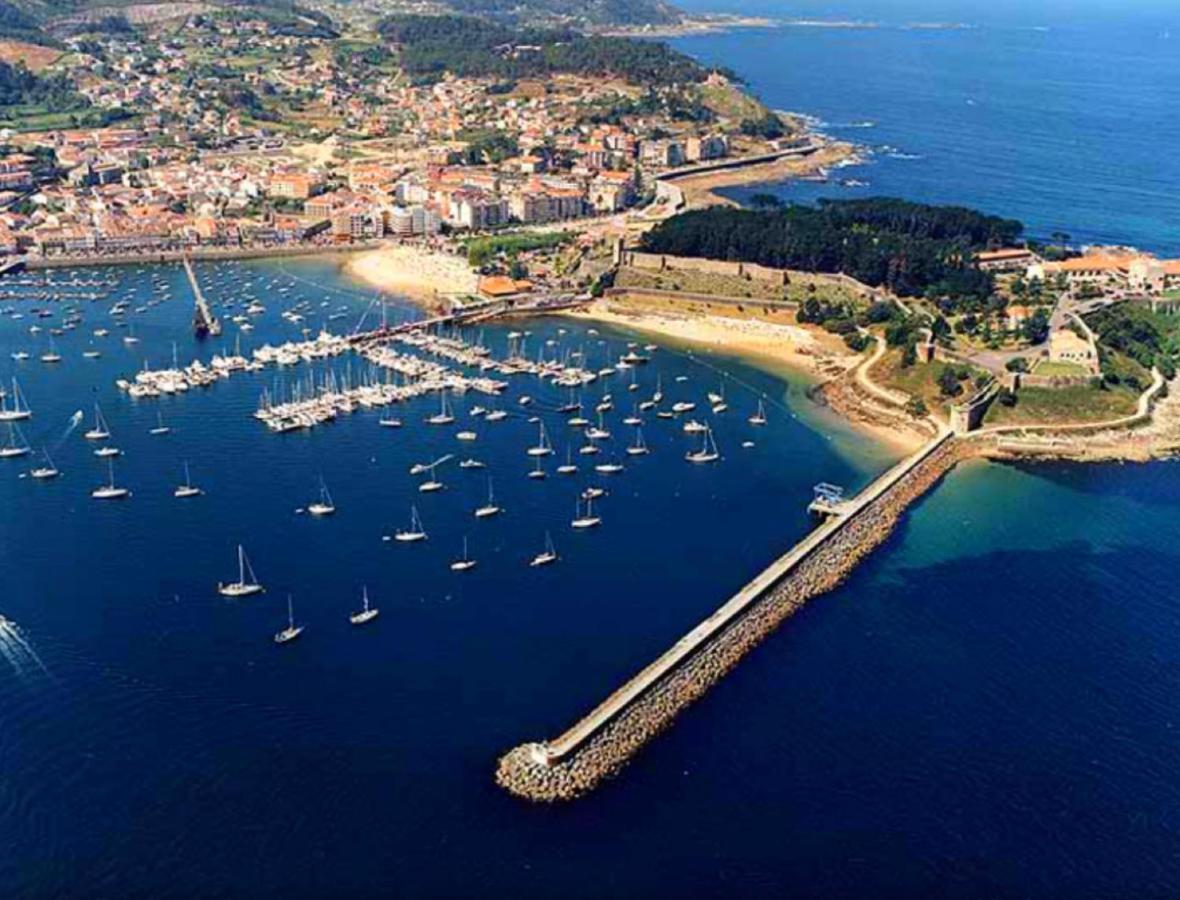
[526,421,554,457]
[393,506,427,542]
[349,586,379,625]
[0,378,31,422]
[450,536,477,572]
[84,402,111,440]
[474,479,502,518]
[626,428,650,456]
[274,595,303,644]
[530,531,558,567]
[307,478,335,515]
[426,391,455,425]
[149,412,171,436]
[29,448,59,480]
[686,425,720,464]
[0,422,30,458]
[571,496,601,529]
[218,545,263,596]
[556,446,578,475]
[748,399,768,426]
[174,462,202,498]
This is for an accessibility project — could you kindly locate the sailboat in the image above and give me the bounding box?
[0,422,30,458]
[556,446,578,475]
[686,425,720,463]
[683,419,707,434]
[84,402,111,440]
[174,461,202,498]
[623,403,643,427]
[459,458,485,469]
[40,336,62,364]
[419,462,444,493]
[91,457,130,500]
[530,531,558,567]
[218,544,264,596]
[474,478,502,518]
[526,420,554,457]
[528,455,546,479]
[378,416,403,428]
[349,586,379,625]
[626,428,650,456]
[450,536,477,572]
[748,398,768,426]
[0,378,31,422]
[652,375,664,404]
[274,595,304,644]
[29,447,59,480]
[393,505,427,542]
[485,400,507,422]
[586,411,611,441]
[307,477,335,515]
[149,412,171,436]
[571,496,602,529]
[426,391,455,425]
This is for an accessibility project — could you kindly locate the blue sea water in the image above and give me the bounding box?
[670,0,1180,252]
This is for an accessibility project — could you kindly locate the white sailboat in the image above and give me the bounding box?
[91,457,130,500]
[40,336,62,364]
[174,461,202,498]
[528,455,546,479]
[571,496,602,529]
[149,412,171,436]
[30,447,59,480]
[393,505,427,542]
[218,545,264,597]
[556,446,578,475]
[378,416,403,428]
[349,586,379,625]
[586,411,611,441]
[0,378,31,422]
[459,458,485,469]
[474,478,502,518]
[419,461,444,493]
[526,420,554,457]
[683,419,707,434]
[652,375,664,404]
[426,391,455,425]
[274,595,304,644]
[84,402,111,440]
[686,425,720,464]
[0,422,30,458]
[748,398,768,426]
[450,536,477,572]
[307,477,335,515]
[530,531,558,567]
[626,428,650,456]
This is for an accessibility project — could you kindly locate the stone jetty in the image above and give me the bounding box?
[496,435,970,802]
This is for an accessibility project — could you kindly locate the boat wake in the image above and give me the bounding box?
[0,617,52,683]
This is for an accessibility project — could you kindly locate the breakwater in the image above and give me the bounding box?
[496,433,969,802]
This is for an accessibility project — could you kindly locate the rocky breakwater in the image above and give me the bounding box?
[496,437,971,802]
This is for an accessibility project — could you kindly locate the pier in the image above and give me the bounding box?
[497,428,965,801]
[183,257,222,337]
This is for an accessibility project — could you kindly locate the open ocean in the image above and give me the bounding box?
[7,3,1180,897]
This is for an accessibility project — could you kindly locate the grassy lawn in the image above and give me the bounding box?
[984,384,1138,426]
[875,350,988,416]
[1033,360,1089,377]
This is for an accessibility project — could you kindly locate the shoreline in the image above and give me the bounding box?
[342,243,479,306]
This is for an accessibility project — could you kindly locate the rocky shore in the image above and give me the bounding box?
[496,437,973,802]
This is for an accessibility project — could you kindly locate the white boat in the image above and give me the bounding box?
[485,407,507,422]
[29,448,59,480]
[652,376,664,404]
[149,412,171,436]
[626,428,650,456]
[686,425,720,464]
[83,350,101,359]
[0,422,30,458]
[526,421,554,457]
[349,586,379,625]
[595,461,625,474]
[683,419,707,434]
[518,395,532,407]
[307,478,335,515]
[456,430,477,442]
[749,399,768,426]
[94,446,120,458]
[10,351,29,361]
[579,442,600,456]
[426,391,455,425]
[0,378,31,422]
[528,456,546,479]
[450,536,477,572]
[638,400,655,412]
[174,461,202,498]
[459,458,486,470]
[556,446,578,475]
[379,417,403,428]
[274,595,304,644]
[586,412,611,441]
[393,506,427,542]
[218,545,264,596]
[530,531,558,567]
[40,337,62,364]
[671,401,696,414]
[568,415,590,428]
[474,479,502,518]
[84,402,111,440]
[571,496,601,529]
[582,486,606,500]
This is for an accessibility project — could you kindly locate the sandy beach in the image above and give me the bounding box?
[345,243,479,304]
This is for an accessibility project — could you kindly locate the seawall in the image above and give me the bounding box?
[496,435,969,802]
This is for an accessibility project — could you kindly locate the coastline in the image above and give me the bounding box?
[342,243,479,305]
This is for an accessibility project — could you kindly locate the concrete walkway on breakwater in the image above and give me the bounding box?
[515,426,954,776]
